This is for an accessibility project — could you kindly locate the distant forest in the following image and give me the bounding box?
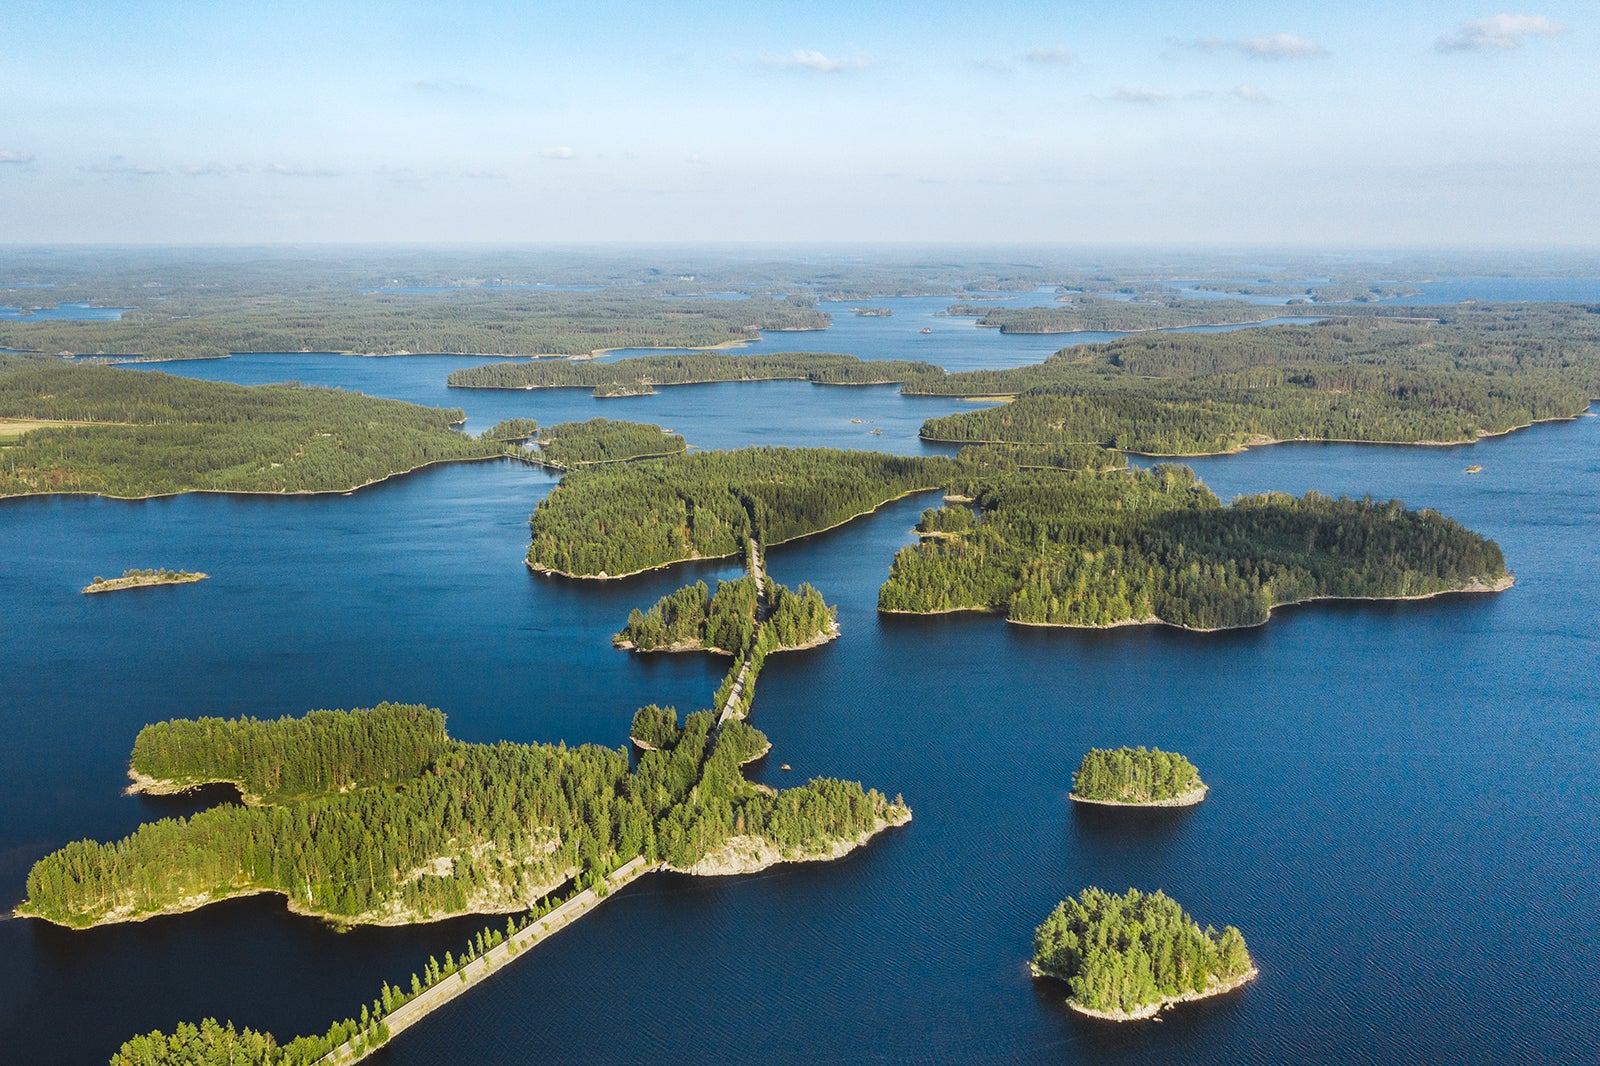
[945,296,1281,333]
[0,365,509,497]
[446,351,943,394]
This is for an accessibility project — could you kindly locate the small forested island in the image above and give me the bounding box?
[0,365,514,497]
[535,417,687,468]
[479,417,541,442]
[878,465,1511,631]
[851,306,893,317]
[946,296,1280,333]
[1032,887,1256,1020]
[1070,747,1206,807]
[446,350,944,394]
[912,306,1600,454]
[617,576,837,654]
[83,568,207,594]
[527,447,956,577]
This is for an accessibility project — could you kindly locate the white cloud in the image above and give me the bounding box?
[761,49,869,73]
[1022,47,1073,66]
[266,163,339,177]
[1436,14,1568,52]
[1199,33,1326,59]
[0,150,34,165]
[540,147,576,160]
[1110,87,1171,104]
[1233,84,1273,104]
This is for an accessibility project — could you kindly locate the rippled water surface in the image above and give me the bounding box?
[4,283,1600,1063]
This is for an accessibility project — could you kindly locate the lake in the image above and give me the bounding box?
[3,284,1598,1062]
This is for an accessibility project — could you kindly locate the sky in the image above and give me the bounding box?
[0,0,1594,245]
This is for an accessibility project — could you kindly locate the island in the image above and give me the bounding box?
[1070,747,1206,807]
[877,465,1512,631]
[479,417,541,442]
[1032,887,1256,1020]
[445,351,944,394]
[0,365,517,498]
[945,296,1281,333]
[616,576,838,654]
[83,568,207,594]
[851,306,893,317]
[911,305,1600,455]
[533,417,687,468]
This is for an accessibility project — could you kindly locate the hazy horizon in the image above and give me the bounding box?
[2,1,1594,246]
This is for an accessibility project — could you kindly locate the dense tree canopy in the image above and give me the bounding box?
[879,465,1508,630]
[946,296,1279,333]
[1071,747,1204,804]
[536,418,687,468]
[1033,888,1253,1017]
[446,351,942,394]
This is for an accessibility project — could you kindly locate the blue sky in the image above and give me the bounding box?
[0,0,1593,244]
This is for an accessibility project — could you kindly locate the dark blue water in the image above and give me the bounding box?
[0,302,130,321]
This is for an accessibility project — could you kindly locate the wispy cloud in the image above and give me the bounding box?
[405,79,484,96]
[1436,13,1568,52]
[460,168,505,180]
[1022,47,1073,66]
[540,147,576,161]
[375,166,428,186]
[87,157,166,176]
[974,57,1013,74]
[1110,87,1171,104]
[0,150,34,165]
[1233,84,1273,104]
[1198,33,1327,59]
[761,49,870,73]
[266,163,339,178]
[177,162,243,177]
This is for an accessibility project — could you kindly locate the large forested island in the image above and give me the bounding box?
[446,350,943,394]
[878,465,1510,631]
[0,364,511,497]
[1032,887,1256,1020]
[1070,747,1206,807]
[526,447,956,577]
[20,701,905,929]
[913,306,1600,454]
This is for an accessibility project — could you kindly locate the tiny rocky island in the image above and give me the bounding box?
[1069,747,1207,807]
[1032,887,1256,1021]
[83,568,207,594]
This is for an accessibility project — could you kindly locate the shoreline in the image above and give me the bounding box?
[1069,785,1208,809]
[1052,966,1260,1022]
[453,372,920,394]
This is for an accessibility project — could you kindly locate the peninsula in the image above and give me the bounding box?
[83,568,207,594]
[616,576,838,655]
[1070,747,1206,807]
[1032,887,1256,1021]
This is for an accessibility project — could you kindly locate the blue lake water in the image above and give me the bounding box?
[0,302,130,322]
[4,280,1600,1062]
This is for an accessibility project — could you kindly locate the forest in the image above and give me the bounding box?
[0,288,829,361]
[877,465,1509,631]
[1032,888,1254,1017]
[526,447,955,577]
[1071,747,1205,804]
[23,694,905,930]
[535,417,687,468]
[913,307,1600,454]
[617,576,837,654]
[445,350,943,394]
[0,364,509,497]
[945,296,1280,333]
